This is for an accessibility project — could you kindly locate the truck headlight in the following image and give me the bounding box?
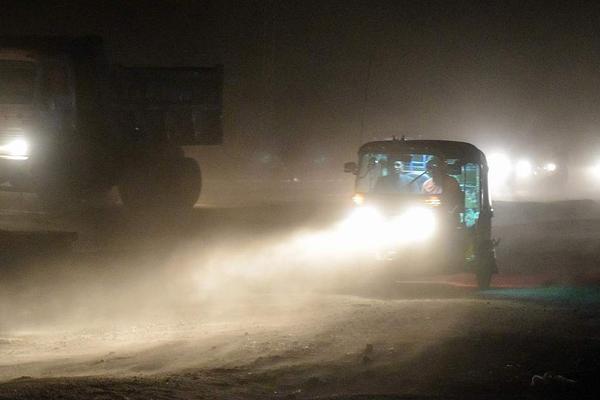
[0,139,29,160]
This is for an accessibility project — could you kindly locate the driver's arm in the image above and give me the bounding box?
[447,177,464,212]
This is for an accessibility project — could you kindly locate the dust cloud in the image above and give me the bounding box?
[0,203,377,334]
[0,202,417,381]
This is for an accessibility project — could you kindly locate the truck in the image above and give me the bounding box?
[0,36,223,213]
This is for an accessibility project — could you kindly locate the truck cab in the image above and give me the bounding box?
[0,48,76,187]
[0,50,39,173]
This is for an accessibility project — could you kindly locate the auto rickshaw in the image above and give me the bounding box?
[343,138,497,289]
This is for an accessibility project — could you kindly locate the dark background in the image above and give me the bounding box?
[3,0,600,183]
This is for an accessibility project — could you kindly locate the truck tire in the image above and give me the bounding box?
[171,157,202,210]
[118,157,201,214]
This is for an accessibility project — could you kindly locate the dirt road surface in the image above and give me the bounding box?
[0,199,599,399]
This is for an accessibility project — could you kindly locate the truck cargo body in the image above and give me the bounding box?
[0,36,223,210]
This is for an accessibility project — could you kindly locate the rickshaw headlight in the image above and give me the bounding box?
[395,206,437,241]
[338,204,437,252]
[343,206,382,231]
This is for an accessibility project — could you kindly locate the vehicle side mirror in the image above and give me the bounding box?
[344,161,358,174]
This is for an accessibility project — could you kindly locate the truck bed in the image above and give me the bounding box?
[111,66,224,146]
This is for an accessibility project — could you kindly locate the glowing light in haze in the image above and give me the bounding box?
[0,138,29,160]
[515,159,532,179]
[487,152,512,195]
[591,163,600,180]
[193,206,438,294]
[543,162,557,172]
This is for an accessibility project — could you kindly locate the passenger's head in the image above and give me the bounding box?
[390,155,411,174]
[391,159,404,174]
[426,157,446,180]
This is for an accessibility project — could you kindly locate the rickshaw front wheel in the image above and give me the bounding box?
[476,265,492,290]
[475,254,495,290]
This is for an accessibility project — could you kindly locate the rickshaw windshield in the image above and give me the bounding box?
[356,152,482,227]
[355,152,441,195]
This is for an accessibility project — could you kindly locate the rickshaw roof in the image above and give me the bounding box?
[358,139,487,165]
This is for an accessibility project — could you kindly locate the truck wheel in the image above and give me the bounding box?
[169,157,202,210]
[118,157,201,214]
[118,164,162,212]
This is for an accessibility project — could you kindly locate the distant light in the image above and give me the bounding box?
[543,162,557,172]
[488,153,512,174]
[515,159,532,179]
[591,162,600,179]
[258,152,272,164]
[314,155,327,165]
[487,152,512,192]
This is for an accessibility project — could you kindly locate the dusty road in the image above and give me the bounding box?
[0,199,599,399]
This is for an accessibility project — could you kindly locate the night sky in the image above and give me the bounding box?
[3,0,600,178]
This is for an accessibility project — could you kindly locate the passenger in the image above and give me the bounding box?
[422,158,463,212]
[375,158,419,193]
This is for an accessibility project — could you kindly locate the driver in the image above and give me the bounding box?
[375,157,420,193]
[421,158,463,212]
